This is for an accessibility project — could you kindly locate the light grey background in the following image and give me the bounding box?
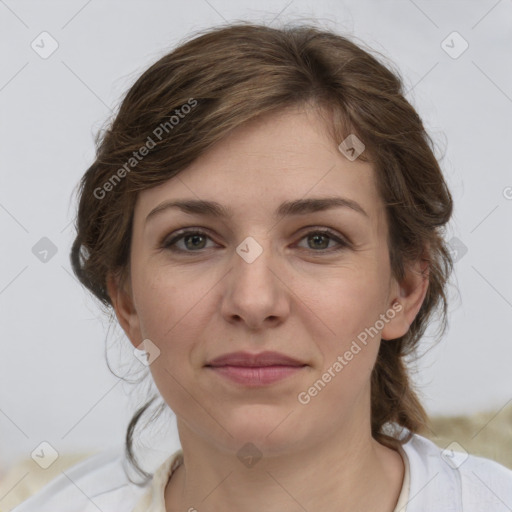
[1,0,511,472]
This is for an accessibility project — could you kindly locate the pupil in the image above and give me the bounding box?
[311,234,328,249]
[187,234,204,249]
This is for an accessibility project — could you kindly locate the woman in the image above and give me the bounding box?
[14,21,512,512]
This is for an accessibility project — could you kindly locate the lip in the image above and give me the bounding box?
[207,365,305,386]
[205,351,305,367]
[205,351,307,387]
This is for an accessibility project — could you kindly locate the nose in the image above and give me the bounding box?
[219,236,290,330]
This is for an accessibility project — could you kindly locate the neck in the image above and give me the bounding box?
[164,417,405,512]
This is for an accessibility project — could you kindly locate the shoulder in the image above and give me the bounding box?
[401,431,512,511]
[11,447,150,512]
[456,447,512,509]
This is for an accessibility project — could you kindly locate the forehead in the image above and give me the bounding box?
[134,106,385,227]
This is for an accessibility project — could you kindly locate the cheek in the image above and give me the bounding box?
[304,266,387,342]
[304,268,389,395]
[301,275,385,410]
[132,262,192,336]
[131,271,206,412]
[131,265,217,369]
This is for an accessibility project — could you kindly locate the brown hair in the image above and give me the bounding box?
[70,20,454,484]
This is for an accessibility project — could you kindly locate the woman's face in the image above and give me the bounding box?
[109,105,419,455]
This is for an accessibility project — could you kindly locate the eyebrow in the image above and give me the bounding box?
[145,196,369,225]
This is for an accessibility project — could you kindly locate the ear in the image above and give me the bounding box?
[106,271,142,349]
[381,254,430,341]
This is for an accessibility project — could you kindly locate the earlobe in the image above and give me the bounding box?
[106,272,142,349]
[381,258,430,341]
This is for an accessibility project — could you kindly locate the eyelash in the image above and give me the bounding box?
[160,227,350,255]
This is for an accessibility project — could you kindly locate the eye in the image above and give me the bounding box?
[295,228,349,253]
[160,227,349,254]
[161,230,215,252]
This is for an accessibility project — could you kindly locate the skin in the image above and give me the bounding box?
[107,104,429,512]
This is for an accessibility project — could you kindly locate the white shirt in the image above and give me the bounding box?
[12,430,512,511]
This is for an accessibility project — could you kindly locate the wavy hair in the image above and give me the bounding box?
[70,21,454,484]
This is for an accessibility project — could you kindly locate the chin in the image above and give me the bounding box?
[221,406,306,452]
